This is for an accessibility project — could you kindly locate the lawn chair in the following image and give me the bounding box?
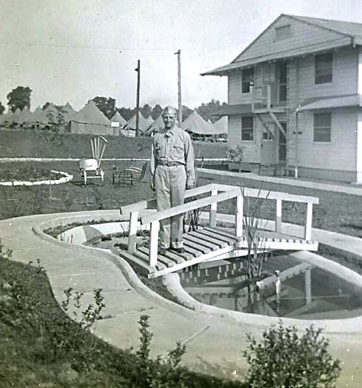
[112,161,149,186]
[79,136,108,186]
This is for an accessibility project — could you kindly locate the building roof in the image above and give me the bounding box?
[202,14,362,76]
[180,110,217,135]
[299,94,362,111]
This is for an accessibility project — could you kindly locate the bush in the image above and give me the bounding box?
[243,321,341,388]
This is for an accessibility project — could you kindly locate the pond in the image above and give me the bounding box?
[179,252,362,320]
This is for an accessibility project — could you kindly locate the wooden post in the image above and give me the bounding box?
[149,220,159,268]
[235,194,243,237]
[305,267,312,305]
[304,202,313,240]
[209,189,218,228]
[135,59,141,137]
[175,49,182,125]
[275,199,282,233]
[128,211,138,253]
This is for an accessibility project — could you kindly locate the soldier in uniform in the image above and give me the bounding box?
[150,106,195,254]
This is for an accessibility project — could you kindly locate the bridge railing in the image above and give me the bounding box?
[120,183,319,269]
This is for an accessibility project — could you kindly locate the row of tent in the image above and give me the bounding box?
[0,100,227,137]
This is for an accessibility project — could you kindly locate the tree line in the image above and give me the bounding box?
[1,86,227,123]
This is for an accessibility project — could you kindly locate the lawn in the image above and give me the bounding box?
[1,132,361,387]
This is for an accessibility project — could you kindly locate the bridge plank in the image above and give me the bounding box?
[138,246,187,265]
[196,229,237,245]
[133,250,166,270]
[183,240,211,255]
[204,227,240,241]
[183,234,220,251]
[188,230,229,248]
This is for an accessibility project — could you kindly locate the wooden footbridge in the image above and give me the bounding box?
[119,183,319,278]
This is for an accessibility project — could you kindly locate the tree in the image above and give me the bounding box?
[196,99,226,123]
[151,104,163,119]
[92,96,116,119]
[140,103,152,119]
[118,107,135,122]
[244,321,341,388]
[7,86,32,112]
[0,101,5,115]
[181,105,193,121]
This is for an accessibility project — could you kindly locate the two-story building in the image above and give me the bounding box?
[202,14,362,183]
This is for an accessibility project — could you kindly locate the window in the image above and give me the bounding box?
[315,53,333,84]
[314,113,331,142]
[275,25,291,40]
[242,68,254,93]
[242,116,254,141]
[262,128,274,141]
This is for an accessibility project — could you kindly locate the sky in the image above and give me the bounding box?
[1,0,362,111]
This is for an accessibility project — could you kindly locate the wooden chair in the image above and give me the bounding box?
[79,136,108,186]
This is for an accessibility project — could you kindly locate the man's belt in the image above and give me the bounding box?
[157,161,183,167]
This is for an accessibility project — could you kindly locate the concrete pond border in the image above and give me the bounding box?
[32,210,362,334]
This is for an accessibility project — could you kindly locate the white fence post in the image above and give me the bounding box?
[304,203,313,240]
[149,220,159,268]
[235,194,243,237]
[209,189,218,228]
[128,211,138,253]
[275,199,282,233]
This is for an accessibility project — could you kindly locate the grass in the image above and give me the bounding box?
[0,248,243,388]
[1,134,362,387]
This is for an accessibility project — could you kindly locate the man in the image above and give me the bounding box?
[150,106,195,254]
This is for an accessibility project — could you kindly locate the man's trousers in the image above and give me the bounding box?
[154,165,186,249]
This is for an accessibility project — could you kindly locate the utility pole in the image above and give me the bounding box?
[175,49,182,125]
[135,59,141,137]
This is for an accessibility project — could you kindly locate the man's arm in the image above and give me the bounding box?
[184,134,195,189]
[149,143,156,191]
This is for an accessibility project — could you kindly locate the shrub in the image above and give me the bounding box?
[243,321,341,388]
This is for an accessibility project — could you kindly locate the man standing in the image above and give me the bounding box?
[150,106,195,254]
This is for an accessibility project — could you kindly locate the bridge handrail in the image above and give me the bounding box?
[140,187,241,225]
[123,183,319,268]
[120,183,217,215]
[120,183,319,216]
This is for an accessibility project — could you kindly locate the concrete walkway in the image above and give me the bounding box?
[1,208,362,387]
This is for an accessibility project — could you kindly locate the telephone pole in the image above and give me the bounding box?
[175,49,182,125]
[135,59,141,137]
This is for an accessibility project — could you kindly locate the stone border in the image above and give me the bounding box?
[0,170,73,186]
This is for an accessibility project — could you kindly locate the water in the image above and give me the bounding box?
[179,252,362,320]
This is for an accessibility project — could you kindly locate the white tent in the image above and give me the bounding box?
[181,110,216,135]
[68,101,112,135]
[213,116,228,135]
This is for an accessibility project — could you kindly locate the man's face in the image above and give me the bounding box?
[162,113,176,129]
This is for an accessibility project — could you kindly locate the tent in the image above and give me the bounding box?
[0,110,14,125]
[60,102,76,123]
[124,112,151,135]
[110,111,127,127]
[181,110,216,135]
[16,107,32,124]
[144,115,154,127]
[7,108,21,124]
[213,116,228,135]
[67,100,112,135]
[146,114,164,135]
